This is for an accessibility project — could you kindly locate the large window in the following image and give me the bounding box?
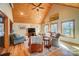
[51,23,57,33]
[62,20,74,37]
[44,24,48,33]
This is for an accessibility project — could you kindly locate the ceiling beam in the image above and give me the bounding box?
[9,3,14,8]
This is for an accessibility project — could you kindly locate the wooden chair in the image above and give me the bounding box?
[43,33,52,49]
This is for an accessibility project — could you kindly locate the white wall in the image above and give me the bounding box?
[42,4,79,44]
[0,3,13,22]
[13,23,41,36]
[0,3,13,35]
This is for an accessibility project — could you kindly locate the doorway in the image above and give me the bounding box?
[0,10,9,48]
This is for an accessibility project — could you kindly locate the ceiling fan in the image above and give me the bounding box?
[31,3,44,11]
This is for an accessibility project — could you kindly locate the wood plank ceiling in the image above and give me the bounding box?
[12,3,79,24]
[12,3,52,24]
[63,3,79,8]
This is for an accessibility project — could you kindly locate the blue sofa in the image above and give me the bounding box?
[10,34,26,45]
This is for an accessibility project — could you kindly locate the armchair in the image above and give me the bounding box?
[29,35,43,53]
[10,33,26,45]
[51,33,61,47]
[43,33,52,49]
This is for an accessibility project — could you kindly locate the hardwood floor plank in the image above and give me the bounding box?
[7,43,31,56]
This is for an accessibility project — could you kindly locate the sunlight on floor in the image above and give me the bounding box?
[72,46,79,50]
[60,41,79,56]
[59,42,70,51]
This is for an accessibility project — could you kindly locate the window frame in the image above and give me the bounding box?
[61,20,75,38]
[50,22,58,33]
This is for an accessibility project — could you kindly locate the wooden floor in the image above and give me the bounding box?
[60,40,79,56]
[9,44,31,56]
[48,48,64,56]
[0,41,74,56]
[0,43,30,56]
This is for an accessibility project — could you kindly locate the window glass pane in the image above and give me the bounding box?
[62,21,74,37]
[0,17,4,36]
[51,23,57,33]
[44,25,48,33]
[0,17,3,22]
[0,24,4,36]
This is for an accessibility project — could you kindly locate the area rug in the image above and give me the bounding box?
[31,46,73,56]
[31,47,61,56]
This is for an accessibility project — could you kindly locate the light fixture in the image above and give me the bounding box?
[31,3,44,11]
[20,12,24,15]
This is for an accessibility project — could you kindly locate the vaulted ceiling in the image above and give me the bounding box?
[12,3,79,24]
[63,3,79,8]
[12,3,52,24]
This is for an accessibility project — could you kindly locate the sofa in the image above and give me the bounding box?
[29,35,43,53]
[10,33,26,45]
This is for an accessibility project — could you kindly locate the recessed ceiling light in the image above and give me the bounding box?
[20,12,24,15]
